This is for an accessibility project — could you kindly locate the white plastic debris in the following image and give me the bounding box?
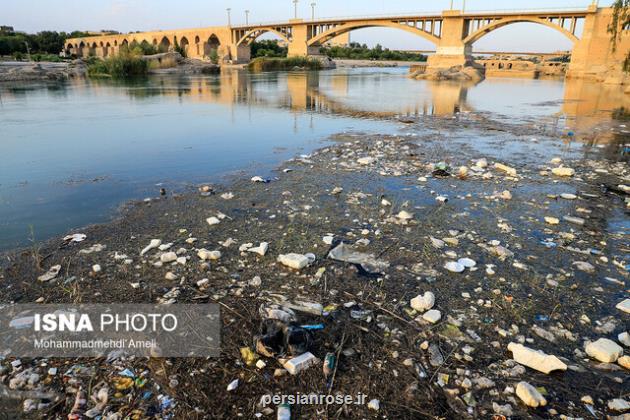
[284,352,319,375]
[516,382,547,407]
[140,239,161,256]
[277,253,310,270]
[444,261,465,273]
[206,217,221,226]
[507,343,567,374]
[38,265,61,282]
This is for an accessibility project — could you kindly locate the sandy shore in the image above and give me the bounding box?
[334,58,426,68]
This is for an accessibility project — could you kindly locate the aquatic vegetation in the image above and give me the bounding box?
[87,49,148,79]
[248,57,322,72]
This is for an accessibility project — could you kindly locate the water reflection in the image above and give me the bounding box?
[0,68,628,250]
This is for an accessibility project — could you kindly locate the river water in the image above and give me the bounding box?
[0,67,627,251]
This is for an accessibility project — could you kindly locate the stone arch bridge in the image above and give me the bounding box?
[65,5,628,79]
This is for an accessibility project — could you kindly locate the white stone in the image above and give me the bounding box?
[357,157,376,165]
[92,264,102,273]
[551,167,575,177]
[494,163,517,176]
[544,217,559,225]
[430,237,445,249]
[255,360,266,369]
[278,253,310,270]
[197,249,221,261]
[618,332,630,347]
[251,176,265,182]
[458,258,476,268]
[206,217,221,226]
[249,276,262,287]
[608,398,630,412]
[410,292,435,312]
[397,210,414,221]
[323,235,334,245]
[618,355,630,370]
[507,343,567,374]
[160,252,177,263]
[422,309,442,324]
[585,338,624,363]
[367,399,380,411]
[616,298,630,314]
[140,239,161,256]
[444,261,465,273]
[573,261,595,273]
[516,382,547,407]
[563,215,585,225]
[248,242,269,256]
[560,193,577,200]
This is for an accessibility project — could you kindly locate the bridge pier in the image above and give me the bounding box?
[427,10,474,71]
[230,43,252,63]
[568,5,629,84]
[287,22,323,58]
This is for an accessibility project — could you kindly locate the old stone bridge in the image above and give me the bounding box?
[65,4,629,81]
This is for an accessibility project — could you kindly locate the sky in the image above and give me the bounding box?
[4,0,613,52]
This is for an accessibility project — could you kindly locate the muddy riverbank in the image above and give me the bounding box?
[1,109,628,418]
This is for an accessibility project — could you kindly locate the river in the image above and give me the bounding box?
[0,67,627,251]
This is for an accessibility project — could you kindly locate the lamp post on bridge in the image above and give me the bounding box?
[293,0,299,19]
[227,8,232,26]
[311,2,316,21]
[450,0,453,10]
[245,10,250,25]
[462,0,466,12]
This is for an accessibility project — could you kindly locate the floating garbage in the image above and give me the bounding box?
[328,242,389,274]
[63,233,86,243]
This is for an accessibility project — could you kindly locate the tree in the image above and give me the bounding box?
[609,0,630,71]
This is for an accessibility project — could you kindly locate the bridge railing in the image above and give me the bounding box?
[231,5,592,29]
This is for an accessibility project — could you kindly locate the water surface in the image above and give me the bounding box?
[0,67,627,250]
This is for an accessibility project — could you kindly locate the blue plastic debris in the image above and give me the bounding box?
[300,324,325,330]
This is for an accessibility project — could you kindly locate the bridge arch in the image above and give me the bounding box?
[307,21,441,47]
[236,28,291,46]
[180,36,190,55]
[463,17,579,46]
[204,34,221,57]
[159,36,171,52]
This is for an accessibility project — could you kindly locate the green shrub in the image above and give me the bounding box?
[248,57,322,72]
[87,50,148,78]
[31,53,62,62]
[320,42,427,62]
[208,49,219,64]
[251,40,288,58]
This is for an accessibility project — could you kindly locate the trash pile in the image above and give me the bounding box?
[1,116,628,418]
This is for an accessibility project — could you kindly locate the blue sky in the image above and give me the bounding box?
[4,0,612,52]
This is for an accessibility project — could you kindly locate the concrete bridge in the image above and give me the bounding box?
[64,4,629,81]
